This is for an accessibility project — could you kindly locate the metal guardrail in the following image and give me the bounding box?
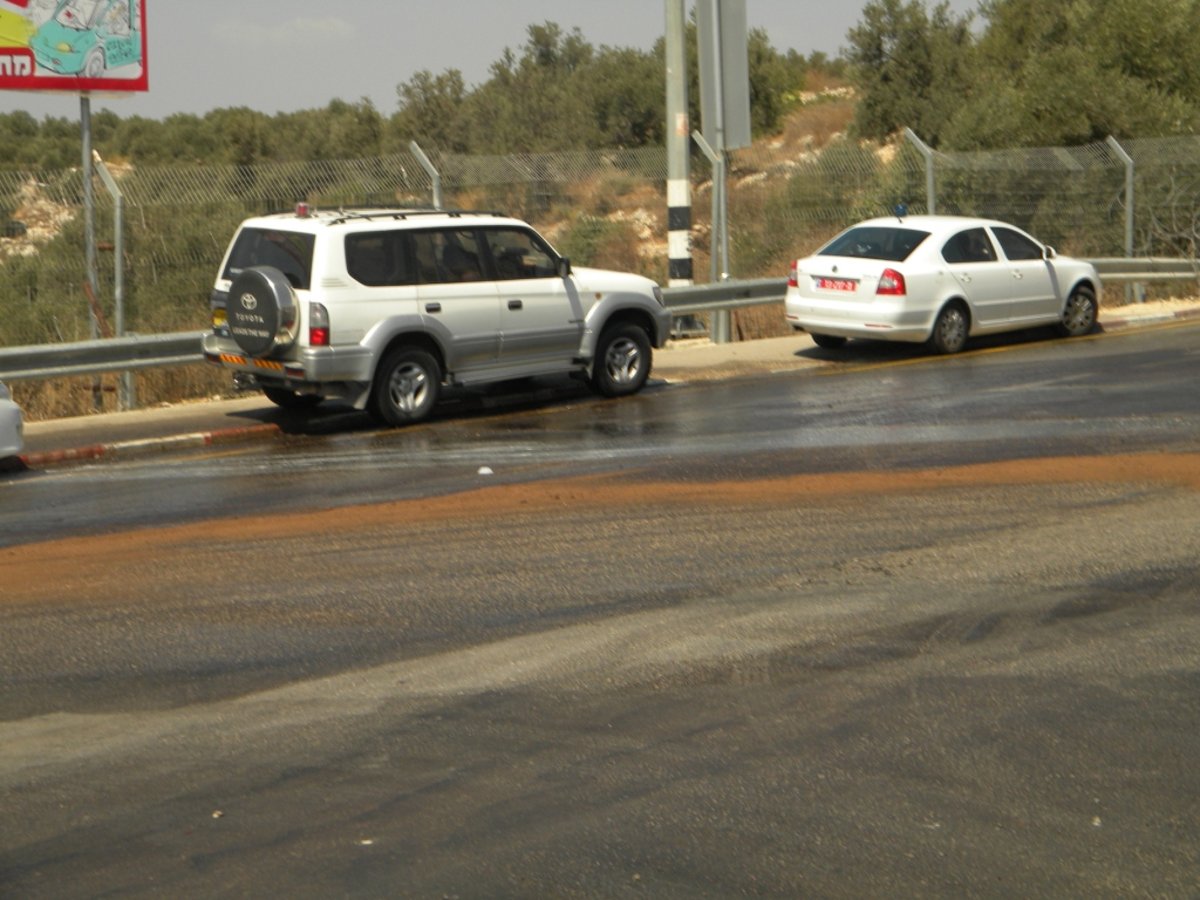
[1089,258,1199,282]
[663,277,787,314]
[0,259,1194,385]
[0,331,204,382]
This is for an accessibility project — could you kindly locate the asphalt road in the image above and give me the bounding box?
[2,322,1199,897]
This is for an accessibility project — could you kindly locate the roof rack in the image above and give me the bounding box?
[313,207,508,226]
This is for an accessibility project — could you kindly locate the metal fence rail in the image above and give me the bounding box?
[0,331,204,382]
[0,262,1191,384]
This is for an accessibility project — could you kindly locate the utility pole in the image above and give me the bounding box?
[665,0,693,289]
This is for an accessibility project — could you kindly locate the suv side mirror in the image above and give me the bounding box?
[1044,246,1057,260]
[557,256,572,278]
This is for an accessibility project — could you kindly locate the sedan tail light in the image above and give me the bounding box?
[876,268,907,296]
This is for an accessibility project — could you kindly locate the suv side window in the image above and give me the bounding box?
[429,229,486,283]
[992,226,1044,261]
[942,228,997,264]
[345,232,418,287]
[484,228,559,279]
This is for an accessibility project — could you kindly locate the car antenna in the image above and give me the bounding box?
[894,203,908,222]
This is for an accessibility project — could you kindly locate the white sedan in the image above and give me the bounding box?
[784,215,1100,353]
[0,380,24,462]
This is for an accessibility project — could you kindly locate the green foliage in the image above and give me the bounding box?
[849,0,1200,150]
[846,0,974,145]
[0,19,805,167]
[389,69,470,154]
[556,214,652,279]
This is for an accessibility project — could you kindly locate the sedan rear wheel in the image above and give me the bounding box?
[928,303,969,354]
[1058,285,1098,337]
[810,333,847,350]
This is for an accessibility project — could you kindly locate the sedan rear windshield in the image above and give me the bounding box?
[819,226,930,262]
[223,228,315,290]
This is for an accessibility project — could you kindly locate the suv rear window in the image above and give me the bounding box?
[223,228,315,290]
[820,226,929,262]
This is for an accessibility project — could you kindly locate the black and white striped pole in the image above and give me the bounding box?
[666,0,693,290]
[665,0,707,337]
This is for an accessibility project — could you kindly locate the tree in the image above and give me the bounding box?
[588,46,664,148]
[391,69,470,154]
[746,30,807,136]
[845,0,974,145]
[847,0,1200,150]
[945,0,1200,146]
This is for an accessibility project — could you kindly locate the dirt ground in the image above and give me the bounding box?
[3,450,1198,607]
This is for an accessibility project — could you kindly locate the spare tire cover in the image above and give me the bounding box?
[227,266,298,357]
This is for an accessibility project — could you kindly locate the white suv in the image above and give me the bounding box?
[202,207,672,425]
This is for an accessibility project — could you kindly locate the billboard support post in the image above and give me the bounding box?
[0,1,150,409]
[81,93,103,410]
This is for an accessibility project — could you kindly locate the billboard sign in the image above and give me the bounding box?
[696,0,751,152]
[0,0,147,92]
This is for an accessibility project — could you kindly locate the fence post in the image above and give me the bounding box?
[409,141,443,209]
[1106,136,1138,302]
[904,127,936,215]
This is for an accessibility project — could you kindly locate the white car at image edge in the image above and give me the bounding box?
[0,380,24,461]
[784,214,1100,354]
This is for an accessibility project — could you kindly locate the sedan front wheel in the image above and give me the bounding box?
[1058,285,1098,337]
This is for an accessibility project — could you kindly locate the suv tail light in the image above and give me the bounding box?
[787,260,799,288]
[309,302,330,346]
[876,268,906,296]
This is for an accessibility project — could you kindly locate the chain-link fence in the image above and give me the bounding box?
[3,132,1200,350]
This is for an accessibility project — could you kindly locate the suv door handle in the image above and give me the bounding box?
[425,302,442,313]
[507,299,523,310]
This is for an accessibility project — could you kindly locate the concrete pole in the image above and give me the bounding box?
[665,0,693,288]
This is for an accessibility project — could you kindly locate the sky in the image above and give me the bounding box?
[0,0,981,122]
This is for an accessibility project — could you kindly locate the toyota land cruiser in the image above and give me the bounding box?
[202,207,672,425]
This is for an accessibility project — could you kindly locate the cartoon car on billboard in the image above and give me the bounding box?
[30,0,140,78]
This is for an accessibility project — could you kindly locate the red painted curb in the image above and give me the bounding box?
[18,423,283,470]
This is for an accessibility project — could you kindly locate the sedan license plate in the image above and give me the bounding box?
[815,276,857,292]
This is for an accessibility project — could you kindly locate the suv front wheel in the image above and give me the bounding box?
[591,323,651,398]
[370,347,441,426]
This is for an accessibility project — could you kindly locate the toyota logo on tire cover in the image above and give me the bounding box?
[227,267,296,357]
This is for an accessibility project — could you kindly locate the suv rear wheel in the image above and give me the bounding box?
[370,347,441,426]
[591,323,652,397]
[263,387,323,410]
